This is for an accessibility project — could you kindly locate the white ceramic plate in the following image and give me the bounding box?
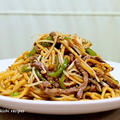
[0,58,120,115]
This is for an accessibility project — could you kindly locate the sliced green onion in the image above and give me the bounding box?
[113,79,119,84]
[86,48,97,56]
[42,36,53,47]
[48,58,68,77]
[46,36,53,40]
[21,65,32,73]
[59,74,66,90]
[10,92,19,96]
[42,43,51,47]
[27,47,36,57]
[35,69,46,81]
[64,36,72,40]
[49,80,55,84]
[54,56,59,71]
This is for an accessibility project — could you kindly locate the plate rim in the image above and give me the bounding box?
[0,95,120,105]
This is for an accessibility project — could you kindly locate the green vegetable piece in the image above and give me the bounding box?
[42,42,51,47]
[86,48,97,56]
[46,36,53,40]
[64,36,72,40]
[48,58,68,77]
[11,92,19,96]
[59,74,66,90]
[21,65,32,73]
[54,56,59,71]
[49,80,55,84]
[42,36,53,47]
[27,47,36,57]
[35,69,46,81]
[114,79,119,84]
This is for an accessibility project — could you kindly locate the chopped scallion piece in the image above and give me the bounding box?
[42,36,53,47]
[86,48,97,56]
[48,58,68,77]
[11,92,19,96]
[64,36,72,40]
[27,47,36,57]
[46,36,53,40]
[21,65,32,73]
[59,74,66,90]
[35,69,46,81]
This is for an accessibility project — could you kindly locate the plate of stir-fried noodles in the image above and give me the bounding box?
[0,32,120,114]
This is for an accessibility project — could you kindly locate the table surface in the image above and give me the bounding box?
[0,108,120,120]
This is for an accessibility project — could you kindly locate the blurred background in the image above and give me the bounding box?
[0,0,120,62]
